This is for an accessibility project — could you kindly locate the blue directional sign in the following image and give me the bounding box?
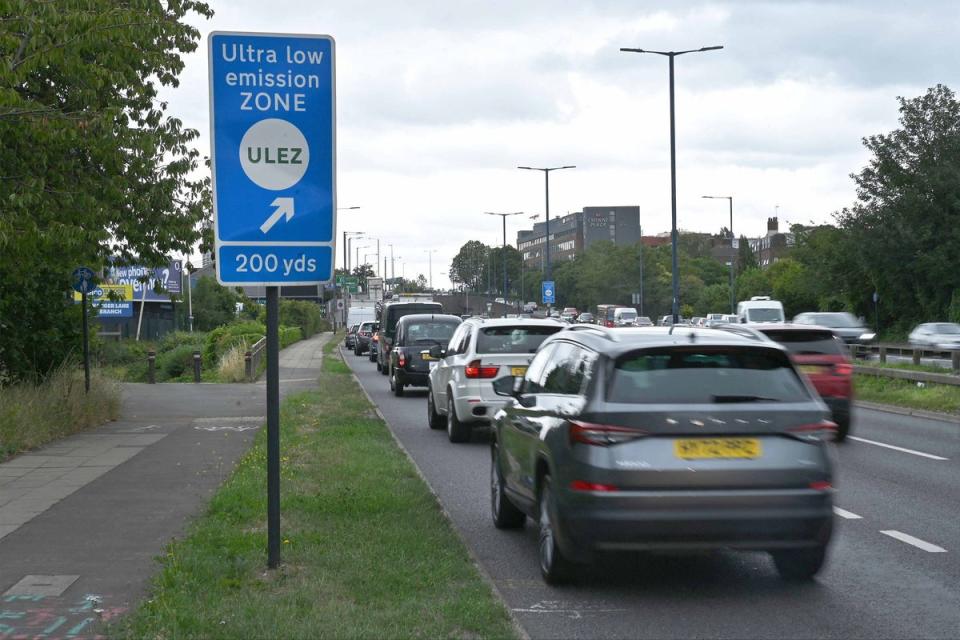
[209,32,336,285]
[72,267,96,294]
[542,280,556,305]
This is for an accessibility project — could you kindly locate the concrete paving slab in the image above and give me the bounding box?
[79,448,144,467]
[57,467,113,486]
[4,574,80,597]
[0,525,17,540]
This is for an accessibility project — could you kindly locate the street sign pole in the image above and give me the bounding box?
[266,286,281,568]
[82,290,90,394]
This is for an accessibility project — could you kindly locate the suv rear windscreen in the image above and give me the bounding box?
[477,326,562,354]
[760,329,846,356]
[404,321,459,345]
[746,308,783,322]
[608,347,811,404]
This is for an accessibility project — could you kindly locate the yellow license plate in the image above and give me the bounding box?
[674,438,761,460]
[798,364,826,374]
[510,366,527,376]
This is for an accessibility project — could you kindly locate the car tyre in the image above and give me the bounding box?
[491,442,524,529]
[538,475,574,585]
[427,389,446,430]
[446,396,470,443]
[834,416,850,443]
[380,357,389,375]
[392,366,404,397]
[772,545,828,581]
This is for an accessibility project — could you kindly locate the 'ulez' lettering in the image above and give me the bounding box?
[246,147,304,164]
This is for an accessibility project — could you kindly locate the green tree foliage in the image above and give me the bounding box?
[0,0,212,381]
[834,84,960,330]
[190,277,241,331]
[448,240,489,291]
[735,268,771,302]
[736,236,758,272]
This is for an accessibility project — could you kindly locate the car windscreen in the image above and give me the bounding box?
[933,323,960,335]
[607,346,811,404]
[385,305,442,336]
[746,307,783,322]
[759,329,846,356]
[477,326,562,354]
[813,313,860,328]
[403,321,459,345]
[617,311,637,319]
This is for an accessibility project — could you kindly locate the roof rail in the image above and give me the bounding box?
[565,325,616,341]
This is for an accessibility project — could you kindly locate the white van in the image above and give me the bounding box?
[737,296,785,324]
[613,307,639,327]
[347,305,377,327]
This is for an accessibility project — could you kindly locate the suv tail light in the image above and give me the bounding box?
[833,363,853,376]
[372,334,379,342]
[570,420,648,446]
[398,352,406,367]
[786,420,837,441]
[570,480,619,492]
[465,359,499,379]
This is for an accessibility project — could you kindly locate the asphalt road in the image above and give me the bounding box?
[343,347,960,640]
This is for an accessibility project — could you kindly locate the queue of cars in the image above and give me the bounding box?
[344,297,863,585]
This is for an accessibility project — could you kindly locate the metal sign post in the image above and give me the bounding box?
[71,267,95,393]
[209,31,336,569]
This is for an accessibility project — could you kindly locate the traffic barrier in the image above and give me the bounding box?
[852,343,960,373]
[193,350,202,383]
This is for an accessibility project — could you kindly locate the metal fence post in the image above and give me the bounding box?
[912,348,921,366]
[147,350,156,384]
[193,350,202,383]
[245,350,253,381]
[879,346,887,364]
[952,351,960,374]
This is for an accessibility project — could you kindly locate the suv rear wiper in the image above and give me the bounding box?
[711,395,781,403]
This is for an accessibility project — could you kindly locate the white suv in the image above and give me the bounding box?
[426,318,564,442]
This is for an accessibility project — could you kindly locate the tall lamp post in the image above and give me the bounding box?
[620,45,722,323]
[518,165,575,311]
[484,211,524,314]
[702,195,735,313]
[424,248,437,290]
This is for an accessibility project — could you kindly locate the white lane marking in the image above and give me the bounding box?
[848,436,948,461]
[833,507,862,519]
[880,530,947,553]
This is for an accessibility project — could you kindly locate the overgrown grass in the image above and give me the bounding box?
[857,359,959,375]
[115,334,518,639]
[855,374,960,415]
[0,363,121,460]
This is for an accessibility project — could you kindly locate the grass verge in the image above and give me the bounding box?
[0,363,121,461]
[856,360,959,375]
[115,334,518,639]
[855,374,960,415]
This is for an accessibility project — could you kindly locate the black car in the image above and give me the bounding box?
[490,325,835,584]
[344,324,359,350]
[354,321,379,355]
[389,314,462,396]
[377,301,443,375]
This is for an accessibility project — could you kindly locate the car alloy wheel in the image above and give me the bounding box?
[446,396,470,443]
[538,475,573,584]
[491,443,524,529]
[427,389,445,430]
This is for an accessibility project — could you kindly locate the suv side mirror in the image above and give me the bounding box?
[428,344,445,359]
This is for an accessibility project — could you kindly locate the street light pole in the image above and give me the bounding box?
[703,195,735,313]
[518,166,575,309]
[484,211,523,314]
[424,249,437,290]
[621,45,722,324]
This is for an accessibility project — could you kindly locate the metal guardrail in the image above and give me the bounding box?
[245,337,267,382]
[850,343,960,372]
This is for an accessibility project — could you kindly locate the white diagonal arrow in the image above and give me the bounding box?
[260,197,295,234]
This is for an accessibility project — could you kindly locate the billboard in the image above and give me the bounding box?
[106,260,183,302]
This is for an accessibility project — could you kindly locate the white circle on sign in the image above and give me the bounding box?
[545,289,553,297]
[239,119,310,191]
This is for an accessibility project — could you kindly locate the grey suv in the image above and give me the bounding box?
[490,325,836,584]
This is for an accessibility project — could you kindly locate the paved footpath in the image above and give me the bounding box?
[0,333,329,639]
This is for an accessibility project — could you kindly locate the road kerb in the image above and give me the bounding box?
[855,400,960,425]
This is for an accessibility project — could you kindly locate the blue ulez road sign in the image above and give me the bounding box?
[209,32,336,286]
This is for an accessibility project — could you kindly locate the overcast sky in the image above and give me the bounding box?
[165,0,960,288]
